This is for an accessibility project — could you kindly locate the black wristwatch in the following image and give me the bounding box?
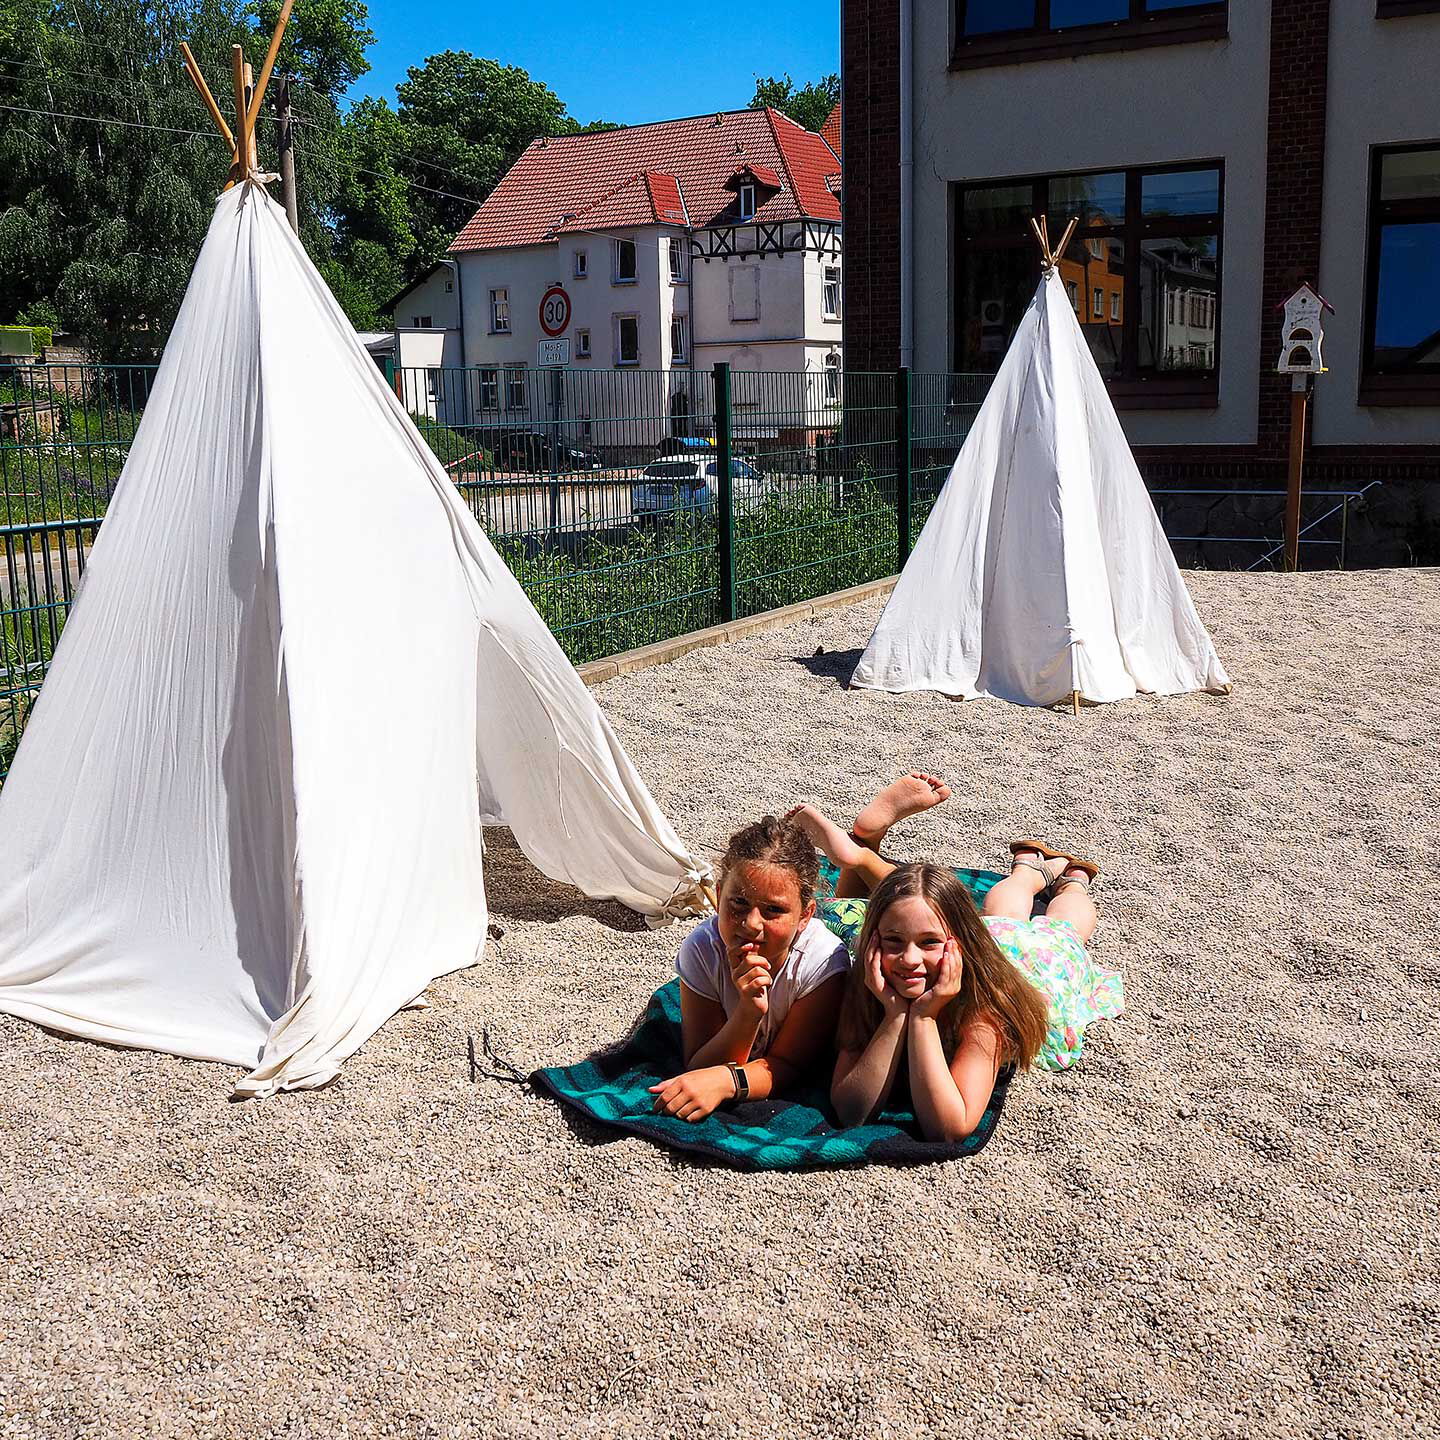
[726,1062,750,1101]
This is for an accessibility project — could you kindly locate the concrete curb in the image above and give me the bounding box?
[576,576,898,687]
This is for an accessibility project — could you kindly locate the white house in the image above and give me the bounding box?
[389,107,843,454]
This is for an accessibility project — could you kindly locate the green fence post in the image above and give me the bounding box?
[896,366,913,568]
[713,361,735,623]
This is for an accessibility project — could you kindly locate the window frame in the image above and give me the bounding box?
[823,352,841,404]
[478,367,499,411]
[669,313,689,363]
[615,314,640,366]
[952,157,1223,409]
[505,364,528,412]
[952,0,1227,70]
[668,237,687,284]
[823,265,842,319]
[613,238,638,285]
[412,315,432,329]
[575,327,592,359]
[488,289,510,335]
[738,183,757,220]
[574,250,588,279]
[1360,140,1440,404]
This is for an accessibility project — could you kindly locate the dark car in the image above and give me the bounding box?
[495,432,603,473]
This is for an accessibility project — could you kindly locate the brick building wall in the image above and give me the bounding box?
[841,0,901,373]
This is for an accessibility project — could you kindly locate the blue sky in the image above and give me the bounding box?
[350,0,840,126]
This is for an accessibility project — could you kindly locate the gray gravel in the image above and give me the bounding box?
[2,567,1438,1439]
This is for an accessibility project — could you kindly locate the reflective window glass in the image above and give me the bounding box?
[958,248,1037,372]
[962,0,1036,35]
[1048,171,1126,229]
[1373,223,1440,368]
[1141,168,1221,217]
[1050,0,1128,26]
[1380,148,1440,204]
[962,183,1035,236]
[1139,236,1219,372]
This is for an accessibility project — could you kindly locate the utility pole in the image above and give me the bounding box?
[273,75,299,235]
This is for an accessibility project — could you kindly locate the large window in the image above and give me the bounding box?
[615,315,640,365]
[954,161,1221,406]
[955,0,1226,64]
[1363,143,1440,401]
[613,239,637,284]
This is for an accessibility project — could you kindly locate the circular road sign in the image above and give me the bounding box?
[539,286,571,337]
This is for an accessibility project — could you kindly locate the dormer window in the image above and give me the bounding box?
[738,183,757,220]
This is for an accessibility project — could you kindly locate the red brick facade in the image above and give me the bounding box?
[840,0,901,373]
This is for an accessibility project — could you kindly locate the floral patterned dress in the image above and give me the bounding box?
[815,895,1124,1072]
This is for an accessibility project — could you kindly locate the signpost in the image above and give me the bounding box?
[538,338,571,367]
[1275,284,1333,573]
[539,286,571,338]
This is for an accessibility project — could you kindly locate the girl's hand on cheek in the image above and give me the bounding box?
[912,938,962,1020]
[864,939,908,1018]
[730,945,772,1017]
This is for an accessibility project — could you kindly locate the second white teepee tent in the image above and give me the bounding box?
[852,253,1230,709]
[0,181,710,1098]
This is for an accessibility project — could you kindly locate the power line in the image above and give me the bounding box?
[0,101,219,141]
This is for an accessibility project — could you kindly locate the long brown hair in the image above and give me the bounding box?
[837,864,1048,1067]
[717,815,820,907]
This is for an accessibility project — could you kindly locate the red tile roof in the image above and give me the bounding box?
[451,108,842,254]
[821,103,841,161]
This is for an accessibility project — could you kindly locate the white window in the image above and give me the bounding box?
[478,367,499,409]
[505,365,527,410]
[613,239,637,283]
[729,265,760,322]
[575,328,591,359]
[1092,287,1103,319]
[668,237,686,283]
[823,265,841,319]
[670,314,688,363]
[574,250,588,279]
[823,353,840,403]
[615,315,639,365]
[738,183,756,219]
[412,315,432,328]
[1110,293,1120,322]
[489,289,510,334]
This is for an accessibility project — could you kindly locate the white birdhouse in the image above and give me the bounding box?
[1277,284,1333,374]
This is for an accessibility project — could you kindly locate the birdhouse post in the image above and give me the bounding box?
[1276,284,1333,572]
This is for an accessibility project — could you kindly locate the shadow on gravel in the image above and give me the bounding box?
[790,646,864,688]
[483,827,650,933]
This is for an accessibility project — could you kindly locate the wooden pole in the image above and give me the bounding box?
[243,62,259,172]
[245,0,296,133]
[274,75,299,234]
[1071,690,1081,716]
[230,45,252,185]
[1054,216,1078,265]
[1284,377,1309,572]
[179,42,235,154]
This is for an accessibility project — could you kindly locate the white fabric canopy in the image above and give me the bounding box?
[853,271,1230,707]
[0,183,709,1097]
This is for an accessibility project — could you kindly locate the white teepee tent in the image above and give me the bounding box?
[853,243,1230,710]
[0,179,710,1097]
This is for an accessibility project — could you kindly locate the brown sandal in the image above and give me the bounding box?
[1008,839,1102,888]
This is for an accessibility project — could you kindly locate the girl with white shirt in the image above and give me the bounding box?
[648,814,848,1123]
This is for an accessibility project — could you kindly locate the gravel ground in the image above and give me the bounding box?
[3,567,1438,1440]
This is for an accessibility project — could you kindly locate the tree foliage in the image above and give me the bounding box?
[749,72,840,136]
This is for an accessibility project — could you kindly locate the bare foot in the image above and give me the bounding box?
[853,772,952,846]
[784,804,867,870]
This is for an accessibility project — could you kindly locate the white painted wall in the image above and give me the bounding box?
[1314,6,1440,446]
[911,4,1271,446]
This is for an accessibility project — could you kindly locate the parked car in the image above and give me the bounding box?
[494,431,603,473]
[655,435,716,459]
[630,457,766,520]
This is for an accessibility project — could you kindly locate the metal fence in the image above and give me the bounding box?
[1,358,1368,780]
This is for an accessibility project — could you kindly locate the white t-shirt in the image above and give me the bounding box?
[675,915,849,1059]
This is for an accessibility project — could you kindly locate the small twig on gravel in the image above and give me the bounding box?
[466,1028,530,1086]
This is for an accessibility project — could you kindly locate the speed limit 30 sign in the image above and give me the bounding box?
[539,286,571,337]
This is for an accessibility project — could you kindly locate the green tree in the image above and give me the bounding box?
[749,72,840,135]
[0,0,372,357]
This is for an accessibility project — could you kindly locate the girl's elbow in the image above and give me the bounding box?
[923,1113,978,1144]
[831,1090,868,1128]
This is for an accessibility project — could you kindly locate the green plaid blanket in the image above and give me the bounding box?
[532,979,1012,1170]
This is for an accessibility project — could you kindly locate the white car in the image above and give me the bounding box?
[630,457,765,520]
